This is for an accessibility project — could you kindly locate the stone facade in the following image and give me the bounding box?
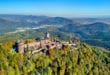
[15,33,78,54]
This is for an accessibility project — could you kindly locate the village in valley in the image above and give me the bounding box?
[14,32,80,54]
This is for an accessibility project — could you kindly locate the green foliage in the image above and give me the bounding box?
[0,42,110,75]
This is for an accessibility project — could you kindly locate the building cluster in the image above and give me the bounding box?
[15,32,78,54]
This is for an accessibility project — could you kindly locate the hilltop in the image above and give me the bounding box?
[0,38,110,75]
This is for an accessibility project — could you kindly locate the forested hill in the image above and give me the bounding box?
[0,15,110,49]
[0,41,110,75]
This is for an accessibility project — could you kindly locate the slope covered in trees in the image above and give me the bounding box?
[0,15,110,49]
[0,42,110,75]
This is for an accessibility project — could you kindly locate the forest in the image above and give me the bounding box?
[0,15,110,75]
[0,15,110,49]
[0,41,110,75]
[0,0,110,75]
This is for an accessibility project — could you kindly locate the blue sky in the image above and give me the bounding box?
[0,0,110,17]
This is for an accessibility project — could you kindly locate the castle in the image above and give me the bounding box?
[15,32,78,54]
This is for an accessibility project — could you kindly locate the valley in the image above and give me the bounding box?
[0,14,110,49]
[0,0,110,75]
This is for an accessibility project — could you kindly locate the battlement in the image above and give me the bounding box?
[14,33,78,54]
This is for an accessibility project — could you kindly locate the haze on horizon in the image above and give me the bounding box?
[0,0,110,18]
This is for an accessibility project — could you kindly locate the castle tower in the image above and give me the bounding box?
[16,39,25,54]
[69,33,73,44]
[45,32,50,39]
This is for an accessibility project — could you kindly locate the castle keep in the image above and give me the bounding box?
[15,32,77,54]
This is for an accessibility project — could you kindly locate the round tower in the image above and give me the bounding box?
[16,39,24,54]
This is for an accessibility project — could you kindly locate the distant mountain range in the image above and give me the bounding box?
[0,14,110,49]
[0,14,110,25]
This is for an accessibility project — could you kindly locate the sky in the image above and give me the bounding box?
[0,0,110,17]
